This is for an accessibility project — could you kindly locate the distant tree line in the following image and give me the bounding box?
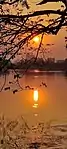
[1,57,67,72]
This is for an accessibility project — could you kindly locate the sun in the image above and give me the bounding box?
[34,90,38,102]
[33,36,40,43]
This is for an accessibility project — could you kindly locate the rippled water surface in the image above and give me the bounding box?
[0,71,67,125]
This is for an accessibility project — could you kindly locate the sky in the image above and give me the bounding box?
[23,0,67,60]
[1,0,67,60]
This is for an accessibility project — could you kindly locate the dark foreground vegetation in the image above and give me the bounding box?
[0,115,67,149]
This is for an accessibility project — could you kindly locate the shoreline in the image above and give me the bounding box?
[0,69,67,75]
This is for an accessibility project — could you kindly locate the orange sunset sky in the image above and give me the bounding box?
[23,0,67,60]
[2,0,67,60]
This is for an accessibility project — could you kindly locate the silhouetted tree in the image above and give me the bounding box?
[0,0,67,91]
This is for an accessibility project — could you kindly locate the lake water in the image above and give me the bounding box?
[0,71,67,126]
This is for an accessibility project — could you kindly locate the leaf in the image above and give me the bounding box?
[4,87,10,90]
[13,89,18,94]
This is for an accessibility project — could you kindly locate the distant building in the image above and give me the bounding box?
[46,58,55,63]
[56,60,64,63]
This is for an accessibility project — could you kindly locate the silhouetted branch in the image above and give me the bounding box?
[0,74,6,92]
[0,0,67,91]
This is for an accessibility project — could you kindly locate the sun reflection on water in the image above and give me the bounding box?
[33,90,39,117]
[33,103,38,108]
[33,90,38,102]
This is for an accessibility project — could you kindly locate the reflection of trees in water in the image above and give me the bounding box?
[0,115,67,149]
